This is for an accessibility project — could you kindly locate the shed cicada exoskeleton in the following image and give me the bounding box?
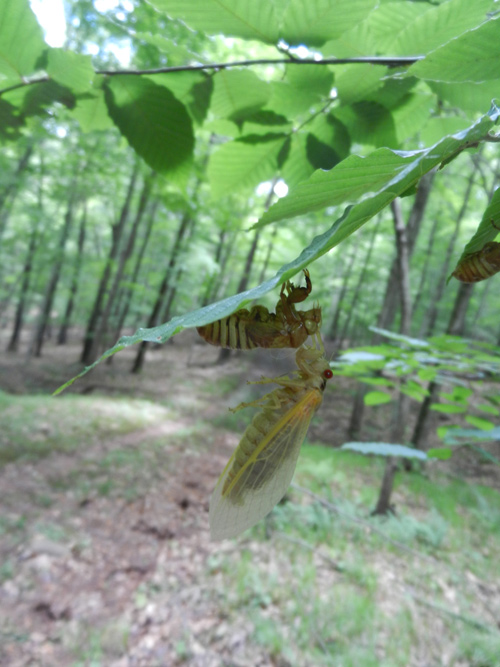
[452,241,500,283]
[209,333,332,540]
[197,270,321,350]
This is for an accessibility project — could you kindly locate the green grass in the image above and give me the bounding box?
[0,392,170,465]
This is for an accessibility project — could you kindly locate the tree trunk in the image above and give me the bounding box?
[0,143,34,240]
[89,172,155,360]
[373,198,413,516]
[336,218,380,351]
[57,204,87,345]
[29,184,77,357]
[81,160,139,364]
[412,282,475,451]
[257,224,278,285]
[131,211,192,374]
[422,168,476,337]
[6,220,39,352]
[376,170,435,332]
[112,198,158,340]
[348,172,436,443]
[328,244,357,341]
[411,212,439,322]
[447,282,474,336]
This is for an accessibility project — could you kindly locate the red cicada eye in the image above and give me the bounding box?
[324,369,333,379]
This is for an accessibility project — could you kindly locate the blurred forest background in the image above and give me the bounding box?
[1,0,500,665]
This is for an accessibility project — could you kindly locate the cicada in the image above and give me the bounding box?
[452,241,500,283]
[197,269,321,350]
[209,334,333,540]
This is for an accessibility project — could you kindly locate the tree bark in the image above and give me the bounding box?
[336,218,380,351]
[376,170,435,332]
[6,219,40,352]
[422,169,476,337]
[447,282,474,336]
[57,204,87,345]
[131,211,192,373]
[89,172,155,360]
[373,198,413,515]
[328,244,357,341]
[81,160,139,364]
[29,182,78,357]
[112,198,158,341]
[0,143,34,240]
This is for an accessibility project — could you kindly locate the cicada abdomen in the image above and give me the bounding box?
[209,334,333,540]
[452,242,500,283]
[197,269,322,350]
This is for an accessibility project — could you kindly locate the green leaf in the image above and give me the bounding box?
[0,98,24,139]
[409,17,500,83]
[0,0,46,82]
[364,391,392,406]
[391,0,496,56]
[146,0,280,43]
[333,101,398,148]
[358,377,394,387]
[208,133,288,199]
[429,80,500,114]
[477,403,500,416]
[427,448,452,461]
[46,49,94,94]
[73,90,114,133]
[104,75,194,174]
[256,104,500,240]
[400,381,428,402]
[334,64,386,105]
[211,70,269,123]
[280,0,377,47]
[391,93,435,146]
[146,72,213,125]
[430,403,466,414]
[465,416,496,431]
[341,442,427,460]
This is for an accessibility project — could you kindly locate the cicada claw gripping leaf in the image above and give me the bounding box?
[209,334,333,541]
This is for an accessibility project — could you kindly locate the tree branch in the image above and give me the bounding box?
[0,55,422,97]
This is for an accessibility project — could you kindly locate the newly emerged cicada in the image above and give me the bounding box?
[452,241,500,283]
[197,269,321,350]
[209,333,333,540]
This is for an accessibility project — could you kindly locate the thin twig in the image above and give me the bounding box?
[292,483,439,565]
[0,56,422,97]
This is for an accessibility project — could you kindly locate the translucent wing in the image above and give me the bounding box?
[209,390,322,540]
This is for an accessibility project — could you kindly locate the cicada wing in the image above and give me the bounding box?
[209,391,322,540]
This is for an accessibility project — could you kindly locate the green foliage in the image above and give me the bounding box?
[342,442,427,459]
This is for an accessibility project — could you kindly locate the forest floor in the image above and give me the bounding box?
[0,331,499,666]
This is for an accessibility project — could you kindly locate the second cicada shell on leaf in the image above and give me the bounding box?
[197,269,322,350]
[209,334,333,541]
[452,241,500,283]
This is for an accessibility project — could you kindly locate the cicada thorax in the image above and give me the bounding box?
[197,269,322,350]
[453,242,500,282]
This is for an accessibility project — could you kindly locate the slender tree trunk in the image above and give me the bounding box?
[6,222,39,352]
[411,212,440,322]
[447,282,474,336]
[469,279,492,334]
[202,229,238,307]
[131,211,192,374]
[0,143,34,240]
[422,169,476,337]
[29,185,78,357]
[81,161,139,364]
[90,172,154,360]
[112,198,158,340]
[57,204,87,345]
[348,172,436,441]
[376,170,435,332]
[328,245,357,341]
[257,224,278,285]
[412,282,474,450]
[336,218,380,351]
[373,198,413,516]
